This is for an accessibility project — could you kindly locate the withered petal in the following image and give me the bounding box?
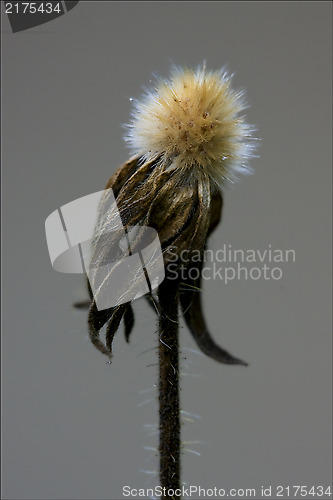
[105,304,128,353]
[124,304,135,343]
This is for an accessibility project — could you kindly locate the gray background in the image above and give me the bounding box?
[2,2,332,499]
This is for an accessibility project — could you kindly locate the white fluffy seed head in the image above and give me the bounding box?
[125,65,257,187]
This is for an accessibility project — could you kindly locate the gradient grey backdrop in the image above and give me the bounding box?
[2,2,332,499]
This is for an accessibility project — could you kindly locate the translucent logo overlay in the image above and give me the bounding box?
[45,189,165,310]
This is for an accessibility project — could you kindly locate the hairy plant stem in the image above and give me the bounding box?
[158,276,181,498]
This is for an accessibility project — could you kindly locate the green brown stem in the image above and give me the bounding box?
[158,276,181,498]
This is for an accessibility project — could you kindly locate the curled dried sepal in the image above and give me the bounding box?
[179,259,248,366]
[124,305,135,343]
[88,301,113,359]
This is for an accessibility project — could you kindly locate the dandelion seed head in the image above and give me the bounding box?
[125,65,256,186]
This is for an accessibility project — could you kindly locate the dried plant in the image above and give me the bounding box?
[86,64,257,498]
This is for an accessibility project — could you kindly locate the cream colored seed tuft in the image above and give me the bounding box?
[125,65,256,186]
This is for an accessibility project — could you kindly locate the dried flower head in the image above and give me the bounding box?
[86,64,257,365]
[125,65,255,186]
